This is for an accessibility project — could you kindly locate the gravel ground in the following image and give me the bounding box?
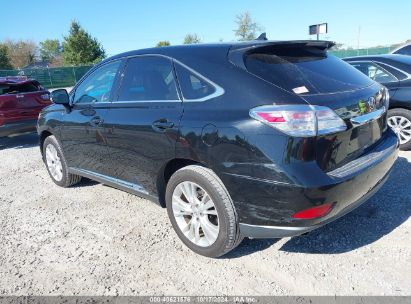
[0,133,410,296]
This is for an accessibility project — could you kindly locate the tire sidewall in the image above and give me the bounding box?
[166,167,236,258]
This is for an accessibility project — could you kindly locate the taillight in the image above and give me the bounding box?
[40,93,50,101]
[292,203,334,220]
[250,105,347,137]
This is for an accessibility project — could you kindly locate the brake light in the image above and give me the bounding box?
[40,93,50,101]
[250,105,347,137]
[292,203,334,220]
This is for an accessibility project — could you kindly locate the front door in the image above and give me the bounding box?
[59,59,123,175]
[104,55,183,194]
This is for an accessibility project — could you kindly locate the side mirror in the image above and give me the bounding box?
[51,89,70,105]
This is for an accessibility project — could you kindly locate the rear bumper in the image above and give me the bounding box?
[0,120,37,137]
[239,171,389,238]
[229,130,399,238]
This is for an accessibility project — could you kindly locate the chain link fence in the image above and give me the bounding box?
[330,46,394,58]
[0,65,93,89]
[0,47,396,88]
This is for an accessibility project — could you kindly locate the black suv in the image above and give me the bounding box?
[38,40,399,257]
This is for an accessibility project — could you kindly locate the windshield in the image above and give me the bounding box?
[245,46,373,95]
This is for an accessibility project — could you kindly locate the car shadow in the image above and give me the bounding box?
[0,133,38,150]
[224,156,411,258]
[222,238,280,259]
[75,178,100,188]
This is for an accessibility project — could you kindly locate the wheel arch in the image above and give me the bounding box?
[156,158,207,207]
[39,130,54,156]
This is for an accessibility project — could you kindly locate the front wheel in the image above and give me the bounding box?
[42,135,82,187]
[387,108,411,151]
[165,165,242,258]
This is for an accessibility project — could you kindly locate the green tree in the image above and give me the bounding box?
[234,12,261,41]
[62,21,106,66]
[39,39,62,61]
[156,41,171,47]
[0,44,13,70]
[183,34,201,44]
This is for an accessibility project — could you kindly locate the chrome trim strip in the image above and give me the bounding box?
[68,168,160,204]
[350,107,386,126]
[173,60,225,102]
[72,53,225,105]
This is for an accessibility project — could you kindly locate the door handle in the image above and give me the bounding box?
[16,94,24,99]
[90,116,103,126]
[152,119,174,131]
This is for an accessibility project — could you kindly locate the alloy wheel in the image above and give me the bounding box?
[388,115,411,145]
[45,144,63,181]
[172,181,219,247]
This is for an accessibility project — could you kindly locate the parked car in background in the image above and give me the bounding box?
[391,43,411,56]
[0,76,51,137]
[38,41,398,257]
[344,55,411,150]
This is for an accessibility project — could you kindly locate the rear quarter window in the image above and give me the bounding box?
[245,46,373,95]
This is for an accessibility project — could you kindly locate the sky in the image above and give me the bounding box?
[1,0,410,56]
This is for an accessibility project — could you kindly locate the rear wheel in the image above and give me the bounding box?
[166,165,242,257]
[42,135,82,187]
[387,108,411,151]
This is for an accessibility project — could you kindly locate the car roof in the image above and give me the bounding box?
[102,40,335,63]
[0,76,37,85]
[343,53,411,65]
[343,54,411,74]
[343,54,411,62]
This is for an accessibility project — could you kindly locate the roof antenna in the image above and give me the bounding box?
[256,33,268,41]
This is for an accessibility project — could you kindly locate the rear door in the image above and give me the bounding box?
[104,55,182,194]
[0,83,19,125]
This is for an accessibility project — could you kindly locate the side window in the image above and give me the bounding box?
[15,82,40,93]
[0,82,39,95]
[0,85,12,95]
[175,63,216,100]
[394,45,411,55]
[117,56,178,101]
[73,60,121,104]
[351,62,397,84]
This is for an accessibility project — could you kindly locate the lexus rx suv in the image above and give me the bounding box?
[0,76,51,137]
[37,41,399,257]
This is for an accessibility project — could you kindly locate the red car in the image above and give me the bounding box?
[0,76,51,137]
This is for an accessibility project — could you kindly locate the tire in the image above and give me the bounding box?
[387,108,411,151]
[165,165,242,258]
[42,135,82,187]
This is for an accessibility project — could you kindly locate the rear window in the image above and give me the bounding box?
[244,46,373,95]
[0,82,41,95]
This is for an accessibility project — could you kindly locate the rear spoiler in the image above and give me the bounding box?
[228,40,336,69]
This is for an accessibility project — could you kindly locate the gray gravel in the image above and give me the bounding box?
[0,133,410,296]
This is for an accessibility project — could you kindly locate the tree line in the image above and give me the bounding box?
[0,12,261,70]
[0,20,105,70]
